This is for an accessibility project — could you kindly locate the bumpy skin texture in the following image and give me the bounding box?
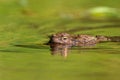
[72,34,97,47]
[49,34,109,47]
[48,33,109,57]
[50,33,73,45]
[96,35,110,42]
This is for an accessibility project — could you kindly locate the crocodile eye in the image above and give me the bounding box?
[63,37,67,40]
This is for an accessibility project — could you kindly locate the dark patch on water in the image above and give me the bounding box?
[0,49,24,53]
[100,50,120,54]
[81,72,109,77]
[66,23,120,33]
[71,47,111,50]
[13,44,49,49]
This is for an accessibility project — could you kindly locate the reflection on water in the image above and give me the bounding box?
[49,42,120,58]
[50,45,120,56]
[50,43,70,58]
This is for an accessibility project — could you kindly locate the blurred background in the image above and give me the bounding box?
[0,0,120,44]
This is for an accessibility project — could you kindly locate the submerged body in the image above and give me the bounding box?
[48,33,109,58]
